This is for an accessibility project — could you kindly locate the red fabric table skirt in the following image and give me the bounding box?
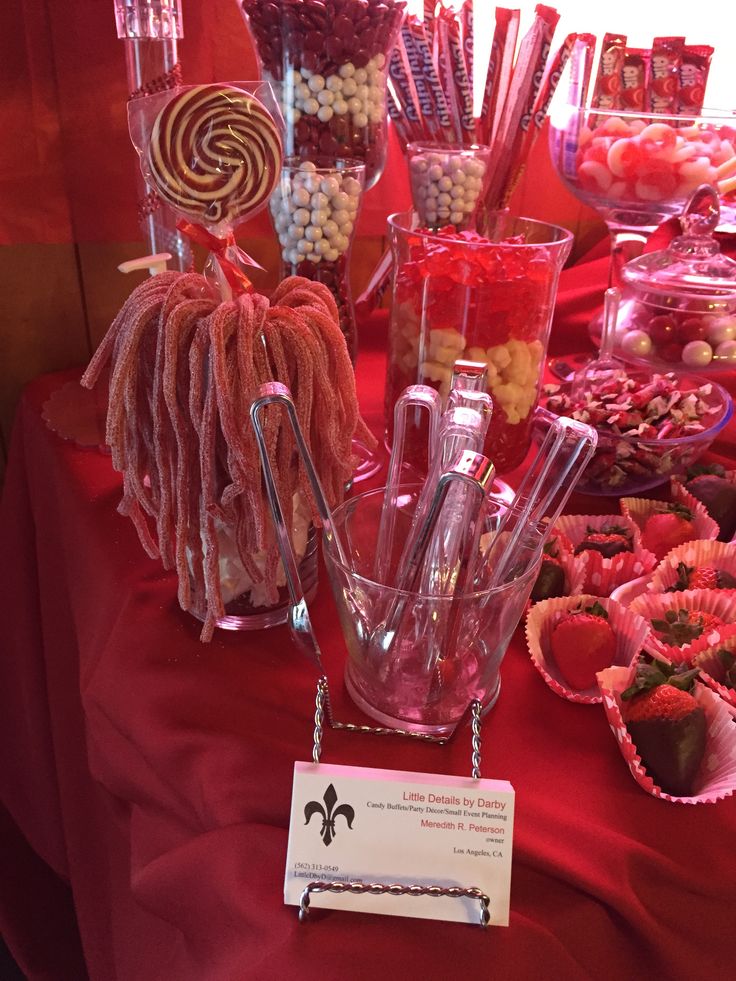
[1,250,735,981]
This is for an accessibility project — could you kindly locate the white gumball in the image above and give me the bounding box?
[310,191,329,210]
[331,191,350,211]
[326,74,342,92]
[307,74,325,92]
[353,111,368,128]
[333,209,350,226]
[682,339,714,367]
[298,160,316,172]
[317,105,334,122]
[320,176,340,198]
[303,98,320,116]
[332,99,348,115]
[297,239,314,254]
[322,219,339,239]
[305,225,323,242]
[324,248,339,262]
[291,186,310,208]
[293,208,311,226]
[621,329,653,357]
[341,77,357,97]
[317,89,335,106]
[715,339,736,362]
[450,211,464,225]
[339,62,356,78]
[707,316,736,345]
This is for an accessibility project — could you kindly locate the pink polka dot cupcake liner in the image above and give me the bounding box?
[598,663,736,804]
[629,588,736,664]
[525,594,649,704]
[552,513,657,597]
[648,539,736,594]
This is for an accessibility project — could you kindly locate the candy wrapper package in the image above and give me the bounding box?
[598,664,736,804]
[525,594,649,704]
[128,82,284,292]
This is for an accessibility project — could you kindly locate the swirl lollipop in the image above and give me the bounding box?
[147,84,283,226]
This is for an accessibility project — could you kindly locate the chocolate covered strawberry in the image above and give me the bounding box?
[640,503,696,560]
[531,539,566,602]
[665,561,736,592]
[550,601,617,690]
[621,662,706,796]
[651,607,724,647]
[716,649,736,689]
[574,524,633,559]
[685,472,736,542]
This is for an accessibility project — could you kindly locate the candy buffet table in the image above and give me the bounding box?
[1,250,735,981]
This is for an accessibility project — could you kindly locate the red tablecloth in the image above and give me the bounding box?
[2,253,735,981]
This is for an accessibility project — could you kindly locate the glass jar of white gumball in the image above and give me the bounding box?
[270,158,365,359]
[407,143,491,231]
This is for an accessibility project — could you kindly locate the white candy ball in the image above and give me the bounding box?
[450,184,465,199]
[354,68,367,84]
[332,99,348,115]
[317,105,334,122]
[314,239,330,255]
[354,112,369,128]
[715,339,736,361]
[437,192,452,207]
[291,187,311,208]
[322,219,338,238]
[305,225,323,241]
[297,82,311,101]
[425,184,439,199]
[341,77,358,97]
[334,234,349,252]
[343,176,362,196]
[333,209,350,226]
[308,74,325,92]
[326,74,342,92]
[293,208,311,226]
[450,169,466,185]
[317,89,335,106]
[304,174,321,193]
[428,164,443,181]
[347,97,362,114]
[297,239,314,254]
[287,225,304,240]
[303,98,320,115]
[307,252,321,263]
[311,209,329,226]
[437,208,451,219]
[310,191,329,210]
[324,248,339,262]
[320,176,340,197]
[621,329,653,357]
[438,176,453,192]
[339,62,356,78]
[450,211,464,225]
[707,316,736,344]
[682,339,714,367]
[331,191,350,210]
[341,221,354,236]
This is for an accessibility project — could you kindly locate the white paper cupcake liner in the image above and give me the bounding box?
[629,588,736,664]
[620,496,718,561]
[525,594,649,704]
[553,514,657,597]
[598,663,736,804]
[671,469,736,544]
[649,540,736,594]
[692,634,736,710]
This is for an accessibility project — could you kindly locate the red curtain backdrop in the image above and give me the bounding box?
[0,0,411,246]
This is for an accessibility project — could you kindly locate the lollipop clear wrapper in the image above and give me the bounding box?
[128,82,284,296]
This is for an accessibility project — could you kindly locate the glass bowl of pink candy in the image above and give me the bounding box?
[549,105,736,222]
[540,370,733,496]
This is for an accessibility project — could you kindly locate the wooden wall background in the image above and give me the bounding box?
[0,0,605,489]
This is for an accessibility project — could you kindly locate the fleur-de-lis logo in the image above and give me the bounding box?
[304,784,355,847]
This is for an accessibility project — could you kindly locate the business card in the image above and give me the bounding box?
[285,761,514,926]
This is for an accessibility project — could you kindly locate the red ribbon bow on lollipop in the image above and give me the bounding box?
[176,220,263,296]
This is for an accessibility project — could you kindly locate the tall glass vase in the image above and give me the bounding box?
[270,158,364,359]
[114,0,192,270]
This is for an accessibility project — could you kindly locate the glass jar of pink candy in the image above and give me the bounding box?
[239,0,405,189]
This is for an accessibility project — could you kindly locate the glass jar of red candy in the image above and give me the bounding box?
[240,0,405,189]
[386,211,573,474]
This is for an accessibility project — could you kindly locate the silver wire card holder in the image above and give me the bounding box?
[250,382,493,927]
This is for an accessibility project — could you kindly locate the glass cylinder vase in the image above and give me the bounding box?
[270,158,365,359]
[385,210,573,474]
[239,0,404,189]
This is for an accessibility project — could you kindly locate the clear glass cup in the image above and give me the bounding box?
[385,210,573,475]
[324,485,540,735]
[239,0,404,189]
[270,157,364,359]
[407,143,492,231]
[548,102,736,286]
